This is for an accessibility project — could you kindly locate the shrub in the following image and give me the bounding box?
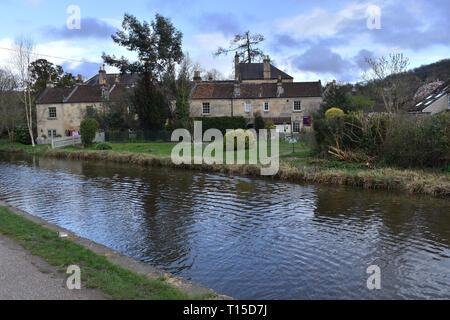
[265,120,275,130]
[383,113,450,168]
[325,107,345,118]
[193,116,247,134]
[95,142,113,150]
[254,114,265,132]
[41,134,47,140]
[224,129,256,150]
[80,118,99,147]
[14,126,32,145]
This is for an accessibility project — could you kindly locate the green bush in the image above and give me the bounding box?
[193,116,247,134]
[95,142,113,150]
[224,129,256,150]
[14,126,32,145]
[254,114,265,132]
[383,113,449,168]
[80,118,99,147]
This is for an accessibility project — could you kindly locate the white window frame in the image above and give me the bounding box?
[264,102,270,112]
[47,129,57,138]
[293,122,301,133]
[202,102,210,115]
[293,101,302,112]
[245,102,251,113]
[48,107,57,119]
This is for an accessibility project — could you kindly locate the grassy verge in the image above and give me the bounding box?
[1,139,448,198]
[0,205,195,300]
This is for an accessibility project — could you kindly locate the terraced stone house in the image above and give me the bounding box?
[35,67,139,142]
[190,53,323,133]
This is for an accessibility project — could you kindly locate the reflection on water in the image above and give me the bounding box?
[0,153,449,299]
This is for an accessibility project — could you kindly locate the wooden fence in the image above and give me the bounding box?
[51,136,82,149]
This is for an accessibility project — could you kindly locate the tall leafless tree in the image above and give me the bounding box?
[0,69,22,148]
[363,53,410,113]
[214,31,265,63]
[11,36,36,146]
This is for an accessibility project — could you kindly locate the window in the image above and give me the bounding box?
[47,130,57,138]
[245,102,251,113]
[293,101,302,112]
[293,122,301,133]
[48,107,57,119]
[202,102,210,115]
[264,102,270,112]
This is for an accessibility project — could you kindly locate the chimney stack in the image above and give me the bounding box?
[277,75,283,97]
[46,75,54,88]
[76,74,83,85]
[115,74,120,83]
[193,71,202,83]
[233,74,241,98]
[234,52,240,81]
[99,65,106,85]
[264,56,271,80]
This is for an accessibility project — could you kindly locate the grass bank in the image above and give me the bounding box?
[45,146,449,198]
[1,139,448,198]
[0,205,198,300]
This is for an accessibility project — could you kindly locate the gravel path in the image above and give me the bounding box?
[0,233,105,300]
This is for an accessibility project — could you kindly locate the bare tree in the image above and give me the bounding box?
[204,68,225,81]
[11,36,36,147]
[214,31,265,63]
[0,69,23,148]
[363,53,410,113]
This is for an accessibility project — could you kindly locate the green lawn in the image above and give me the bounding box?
[0,138,49,153]
[0,206,201,300]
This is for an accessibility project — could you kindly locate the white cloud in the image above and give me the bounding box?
[277,2,371,38]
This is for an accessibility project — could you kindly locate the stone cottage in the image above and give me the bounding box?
[189,53,323,133]
[35,66,139,142]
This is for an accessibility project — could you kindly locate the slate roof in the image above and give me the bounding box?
[408,80,450,113]
[84,73,140,86]
[191,81,322,99]
[36,74,139,104]
[239,63,293,80]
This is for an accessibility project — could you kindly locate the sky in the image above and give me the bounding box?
[0,0,448,83]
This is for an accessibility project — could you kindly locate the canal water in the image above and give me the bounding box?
[0,153,449,299]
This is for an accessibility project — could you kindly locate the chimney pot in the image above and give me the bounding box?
[193,71,202,82]
[264,56,271,80]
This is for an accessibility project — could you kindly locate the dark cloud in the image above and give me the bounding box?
[291,44,352,74]
[353,49,374,71]
[42,17,116,40]
[290,45,375,82]
[196,12,241,36]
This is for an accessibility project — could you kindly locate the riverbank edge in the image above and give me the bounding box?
[44,149,450,198]
[1,147,449,198]
[0,200,233,300]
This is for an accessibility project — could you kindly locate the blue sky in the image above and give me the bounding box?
[0,0,448,83]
